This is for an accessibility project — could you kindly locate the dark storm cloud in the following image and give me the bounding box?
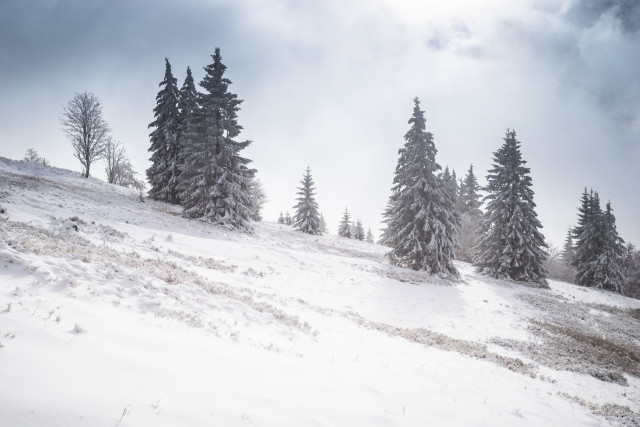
[0,0,240,79]
[565,0,640,32]
[479,0,640,131]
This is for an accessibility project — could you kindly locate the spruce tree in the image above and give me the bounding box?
[285,211,293,225]
[293,167,322,235]
[458,164,482,219]
[366,228,374,244]
[441,166,459,208]
[594,202,626,293]
[474,129,548,284]
[572,189,602,286]
[383,98,459,275]
[319,213,328,234]
[353,219,365,241]
[561,229,575,265]
[338,207,352,238]
[147,58,180,203]
[622,243,640,298]
[178,48,255,230]
[171,66,199,204]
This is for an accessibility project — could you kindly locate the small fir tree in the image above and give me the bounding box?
[366,228,375,244]
[382,98,459,275]
[338,207,352,238]
[278,212,285,224]
[293,167,322,235]
[319,213,328,234]
[474,129,548,285]
[441,166,459,208]
[458,164,482,219]
[353,219,365,241]
[562,229,575,265]
[622,243,640,298]
[285,211,293,225]
[147,58,180,203]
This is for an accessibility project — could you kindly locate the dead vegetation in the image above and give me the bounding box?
[489,292,640,385]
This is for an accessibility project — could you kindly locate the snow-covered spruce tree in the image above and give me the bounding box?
[170,66,199,204]
[458,164,482,219]
[293,167,322,235]
[178,48,255,230]
[277,212,285,224]
[338,207,352,238]
[147,58,180,203]
[561,229,575,265]
[353,219,365,241]
[383,98,459,275]
[319,213,328,234]
[285,211,293,225]
[572,191,626,293]
[572,189,602,287]
[441,166,459,208]
[379,198,397,247]
[474,129,548,285]
[248,178,266,222]
[592,201,626,293]
[366,228,374,243]
[622,243,640,299]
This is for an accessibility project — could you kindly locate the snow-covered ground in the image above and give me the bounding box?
[1,157,639,426]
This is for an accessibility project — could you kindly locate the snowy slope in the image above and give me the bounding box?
[1,157,639,426]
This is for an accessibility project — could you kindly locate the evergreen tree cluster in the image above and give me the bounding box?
[335,207,371,242]
[146,49,258,231]
[570,189,626,293]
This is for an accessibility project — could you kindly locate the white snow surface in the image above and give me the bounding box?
[1,157,639,426]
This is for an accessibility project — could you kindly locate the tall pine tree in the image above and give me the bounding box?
[474,129,547,285]
[147,58,180,203]
[178,48,255,230]
[383,98,459,276]
[293,167,322,235]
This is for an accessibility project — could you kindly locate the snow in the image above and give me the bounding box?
[1,157,639,426]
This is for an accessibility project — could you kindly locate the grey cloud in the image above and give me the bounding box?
[564,0,640,32]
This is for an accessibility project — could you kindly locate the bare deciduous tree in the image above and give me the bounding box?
[103,139,145,190]
[24,148,41,163]
[60,91,110,178]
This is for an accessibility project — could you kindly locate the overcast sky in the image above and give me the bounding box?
[1,0,639,247]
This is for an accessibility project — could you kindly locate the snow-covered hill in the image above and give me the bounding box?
[1,157,639,426]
